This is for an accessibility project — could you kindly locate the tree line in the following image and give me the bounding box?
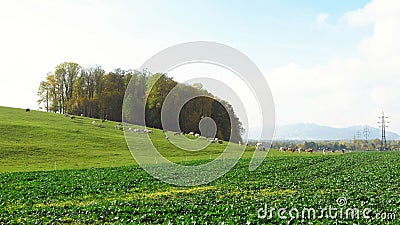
[38,62,243,143]
[271,139,400,151]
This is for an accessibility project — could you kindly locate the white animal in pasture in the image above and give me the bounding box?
[256,143,266,151]
[143,128,153,133]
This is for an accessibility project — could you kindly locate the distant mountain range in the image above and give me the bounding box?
[247,123,400,141]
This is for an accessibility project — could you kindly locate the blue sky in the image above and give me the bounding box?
[117,0,372,66]
[1,0,399,134]
[103,0,372,68]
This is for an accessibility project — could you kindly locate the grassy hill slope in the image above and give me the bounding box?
[0,106,327,173]
[0,106,135,172]
[0,106,263,172]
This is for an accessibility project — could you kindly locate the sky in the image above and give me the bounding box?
[1,0,399,133]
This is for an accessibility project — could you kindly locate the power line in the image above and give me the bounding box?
[362,127,370,151]
[377,111,389,151]
[356,130,361,140]
[363,127,370,141]
[355,130,361,151]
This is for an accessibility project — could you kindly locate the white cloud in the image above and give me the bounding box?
[316,13,329,25]
[268,0,400,133]
[342,0,400,60]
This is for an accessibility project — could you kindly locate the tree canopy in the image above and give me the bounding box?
[38,62,243,143]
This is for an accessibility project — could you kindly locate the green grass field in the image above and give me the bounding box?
[0,106,323,173]
[1,106,399,224]
[0,106,135,172]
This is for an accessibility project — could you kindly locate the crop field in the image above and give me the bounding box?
[1,106,399,224]
[1,152,399,224]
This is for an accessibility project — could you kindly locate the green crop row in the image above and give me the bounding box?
[1,151,399,224]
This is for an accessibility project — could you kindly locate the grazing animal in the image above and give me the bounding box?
[133,129,141,133]
[341,149,345,154]
[323,149,326,155]
[188,132,194,135]
[256,143,266,151]
[25,108,30,112]
[80,114,84,117]
[143,128,153,133]
[115,125,121,130]
[305,148,313,153]
[194,133,200,137]
[279,147,287,152]
[218,140,223,144]
[209,139,216,143]
[298,148,302,153]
